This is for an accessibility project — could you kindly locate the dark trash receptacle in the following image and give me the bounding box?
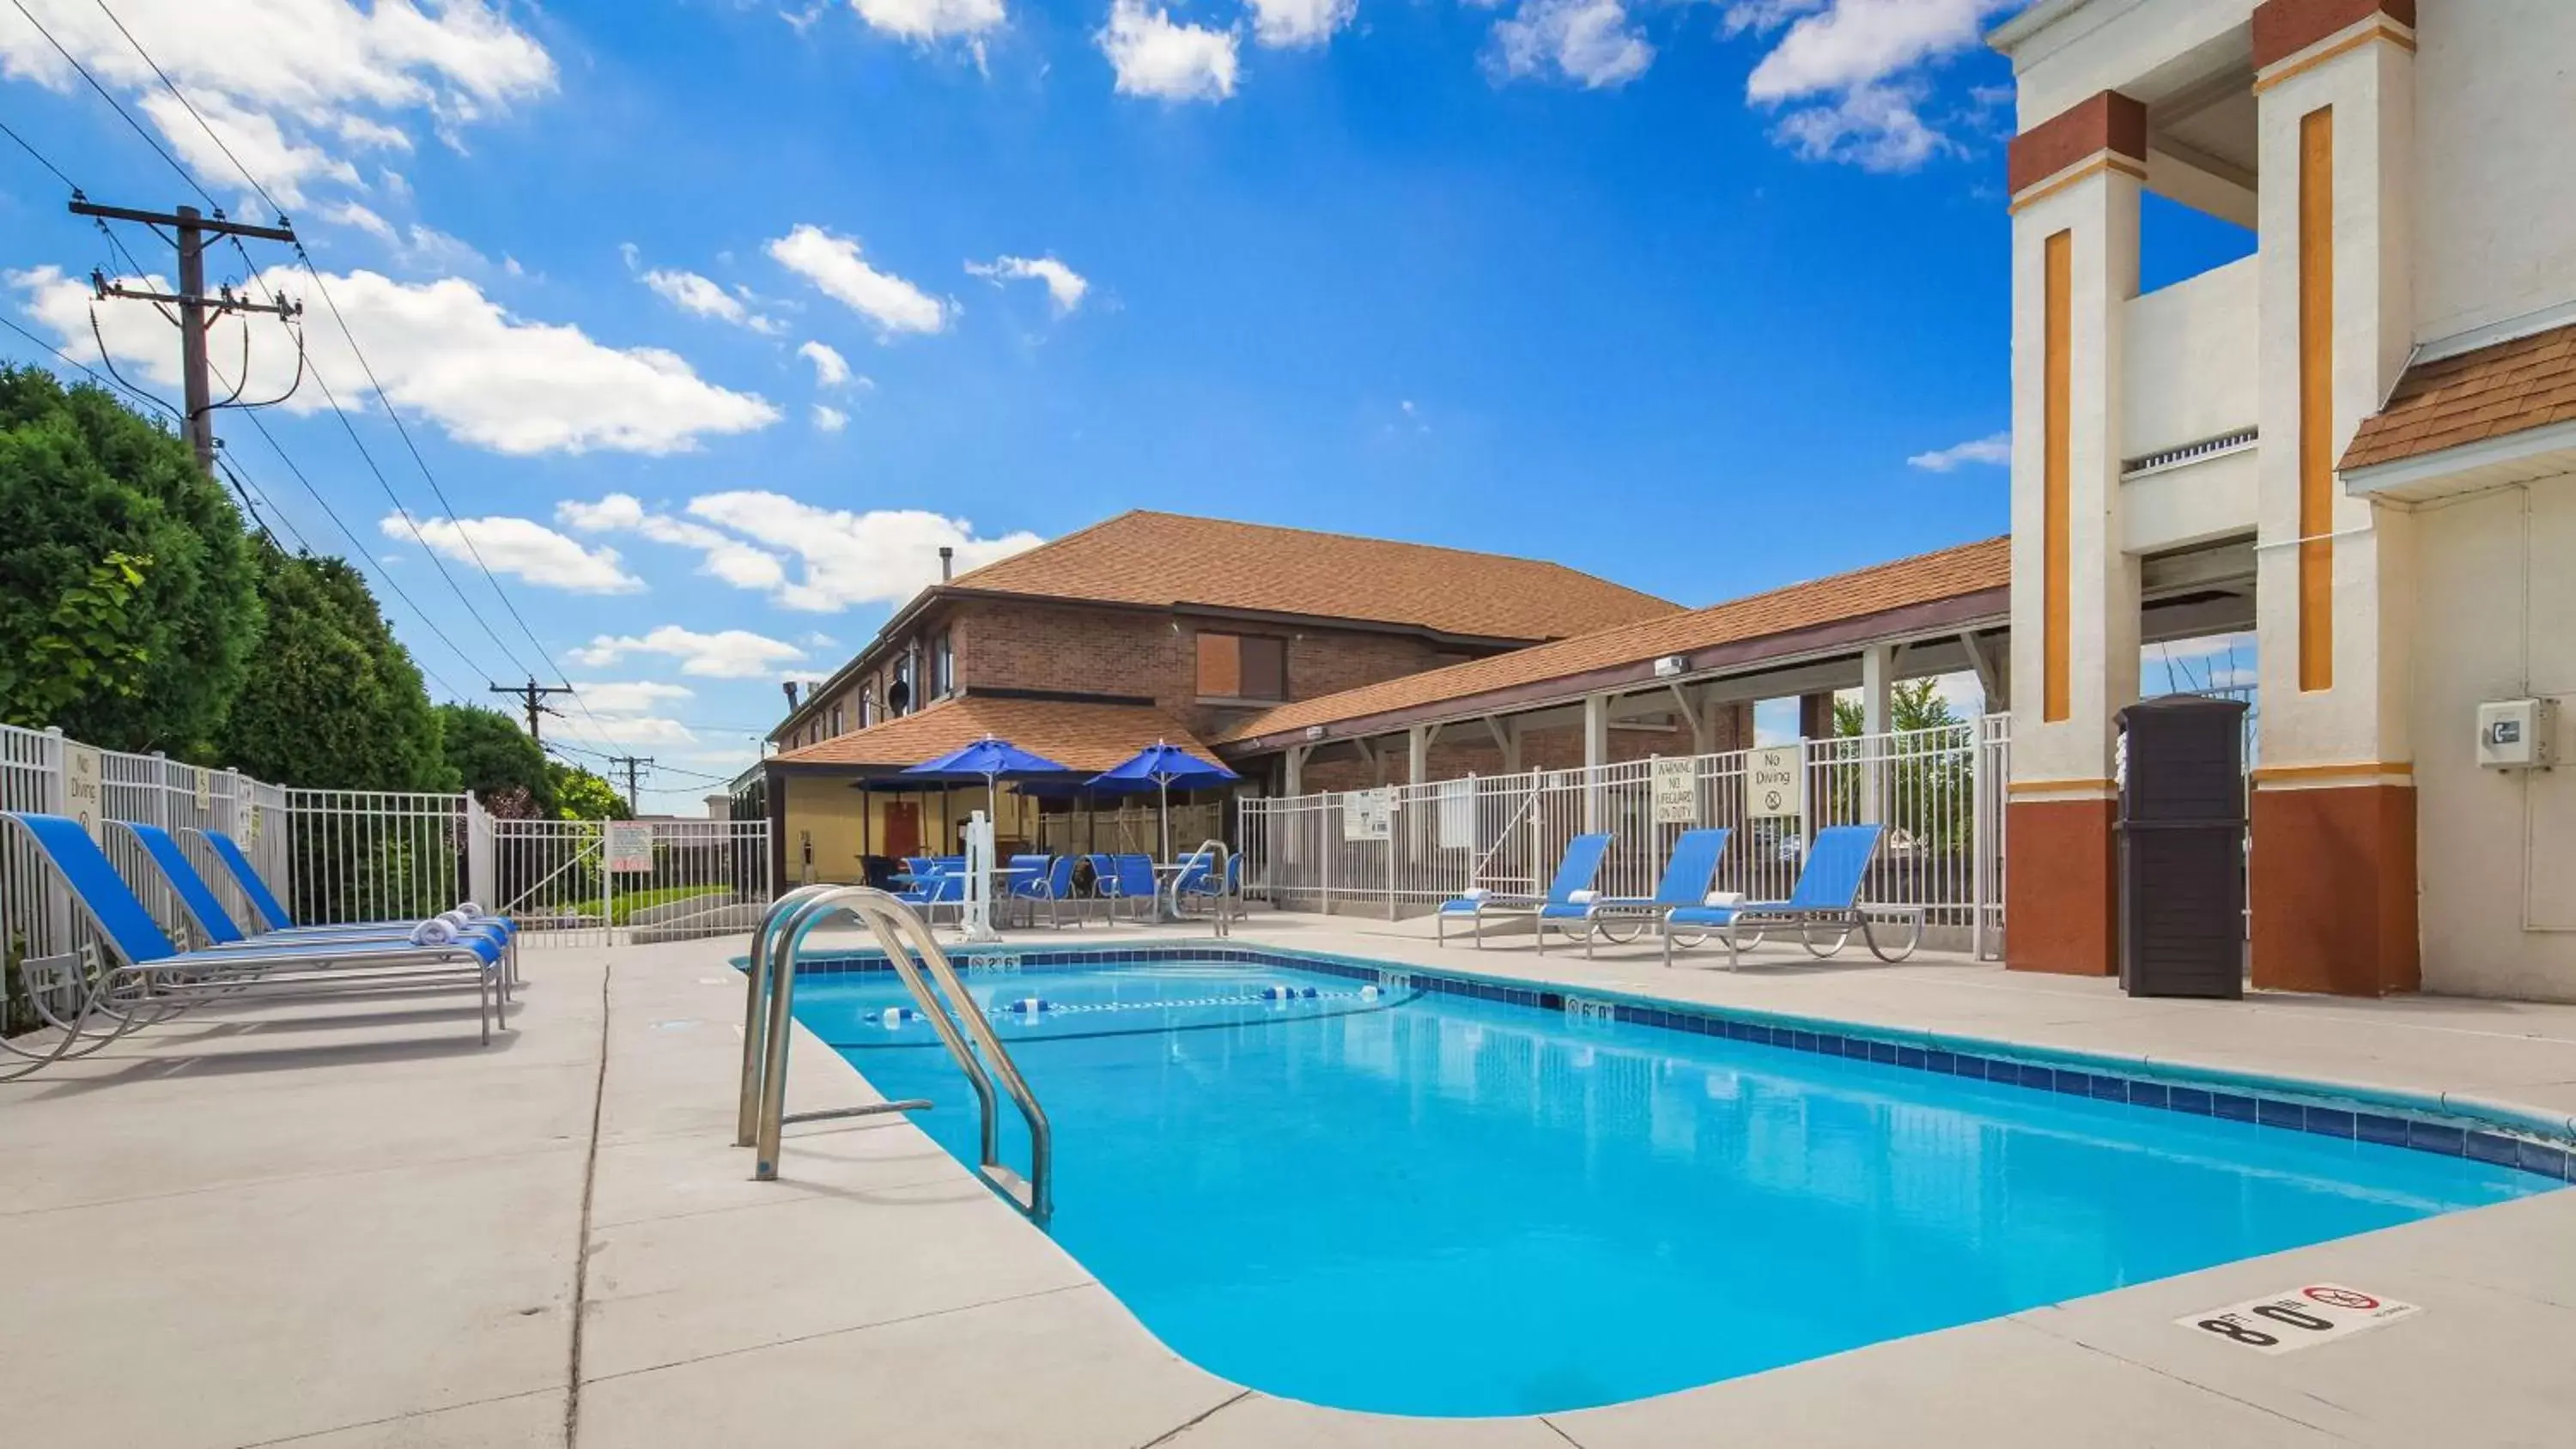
[2116,694,2249,998]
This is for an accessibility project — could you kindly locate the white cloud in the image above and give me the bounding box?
[13,264,780,456]
[1097,0,1238,103]
[1737,0,2009,172]
[380,512,644,593]
[325,204,490,274]
[1721,0,1824,38]
[1489,0,1653,90]
[849,0,1006,41]
[683,492,1042,612]
[556,494,788,591]
[137,88,357,209]
[568,625,807,680]
[767,225,951,337]
[963,255,1090,313]
[1246,0,1355,49]
[1906,431,2010,472]
[812,403,849,432]
[0,0,555,213]
[798,339,861,388]
[640,265,785,334]
[576,679,694,717]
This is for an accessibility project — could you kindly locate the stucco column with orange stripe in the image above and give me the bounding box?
[2004,93,2146,976]
[2248,0,2421,995]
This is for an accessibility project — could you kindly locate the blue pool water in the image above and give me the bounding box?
[790,956,2558,1416]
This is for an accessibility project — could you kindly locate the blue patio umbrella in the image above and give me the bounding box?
[902,736,1073,828]
[1087,741,1240,862]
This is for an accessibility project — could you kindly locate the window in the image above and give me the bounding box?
[1196,632,1287,700]
[889,660,913,716]
[829,702,844,737]
[931,632,954,699]
[861,690,877,729]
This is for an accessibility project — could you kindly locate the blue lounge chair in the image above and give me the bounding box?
[1535,828,1731,957]
[1437,833,1612,949]
[1660,823,1922,969]
[189,826,513,944]
[5,813,507,1058]
[1104,854,1158,924]
[138,823,510,952]
[1005,854,1077,928]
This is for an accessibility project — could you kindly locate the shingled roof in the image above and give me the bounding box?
[769,694,1212,772]
[2342,323,2576,472]
[1216,537,2011,747]
[945,510,1674,643]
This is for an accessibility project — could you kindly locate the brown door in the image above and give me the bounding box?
[883,801,921,860]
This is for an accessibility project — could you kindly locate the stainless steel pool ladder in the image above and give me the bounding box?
[1182,839,1238,937]
[737,885,1054,1223]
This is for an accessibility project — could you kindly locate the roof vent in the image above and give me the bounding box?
[781,680,802,708]
[939,545,955,582]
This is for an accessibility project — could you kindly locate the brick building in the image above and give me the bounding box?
[760,510,1673,883]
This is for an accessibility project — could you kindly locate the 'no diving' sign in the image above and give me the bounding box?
[2177,1284,2420,1355]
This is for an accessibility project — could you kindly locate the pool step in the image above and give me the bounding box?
[780,1099,933,1126]
[981,1165,1036,1214]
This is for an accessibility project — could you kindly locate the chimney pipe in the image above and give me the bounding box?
[781,680,801,709]
[939,545,954,582]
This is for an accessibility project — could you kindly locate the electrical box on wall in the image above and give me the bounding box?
[2476,698,2558,770]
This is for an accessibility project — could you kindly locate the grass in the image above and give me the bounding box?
[563,883,732,925]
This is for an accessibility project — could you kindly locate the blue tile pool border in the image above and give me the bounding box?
[758,941,2576,1185]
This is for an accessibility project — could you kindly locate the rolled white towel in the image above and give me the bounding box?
[438,908,473,931]
[1568,889,1598,905]
[1461,886,1492,902]
[410,915,460,947]
[1704,890,1744,908]
[457,900,483,917]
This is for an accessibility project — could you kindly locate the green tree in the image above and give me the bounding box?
[439,703,554,816]
[218,543,459,792]
[0,367,262,753]
[549,761,629,821]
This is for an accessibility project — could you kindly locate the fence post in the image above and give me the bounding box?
[1320,793,1334,917]
[41,726,70,948]
[466,795,496,907]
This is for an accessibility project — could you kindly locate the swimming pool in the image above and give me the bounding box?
[783,948,2565,1417]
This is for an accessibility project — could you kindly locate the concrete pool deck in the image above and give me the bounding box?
[2,912,2572,1447]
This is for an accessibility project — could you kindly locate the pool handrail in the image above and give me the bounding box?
[1174,840,1236,936]
[743,886,1054,1223]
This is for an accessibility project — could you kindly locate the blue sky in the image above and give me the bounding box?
[1,0,2255,802]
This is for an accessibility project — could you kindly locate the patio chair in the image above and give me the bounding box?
[1436,833,1612,949]
[3,813,508,1065]
[1005,854,1077,928]
[1173,851,1241,922]
[1660,823,1923,969]
[1086,853,1157,925]
[1535,828,1730,957]
[894,865,965,926]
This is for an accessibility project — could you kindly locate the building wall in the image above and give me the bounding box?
[951,598,1473,741]
[2410,3,2576,343]
[2409,482,2576,1002]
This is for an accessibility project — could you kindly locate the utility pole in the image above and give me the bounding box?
[607,755,654,816]
[490,677,574,744]
[72,200,301,478]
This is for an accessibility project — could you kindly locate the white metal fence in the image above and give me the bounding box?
[1237,717,2012,956]
[2,721,774,1034]
[491,817,774,949]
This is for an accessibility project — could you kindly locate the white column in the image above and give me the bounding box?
[1406,724,1431,786]
[1860,642,1895,824]
[1581,694,1610,831]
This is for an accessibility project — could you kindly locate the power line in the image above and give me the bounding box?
[34,0,617,749]
[88,0,285,221]
[0,308,180,420]
[234,407,512,698]
[0,112,79,193]
[5,0,212,209]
